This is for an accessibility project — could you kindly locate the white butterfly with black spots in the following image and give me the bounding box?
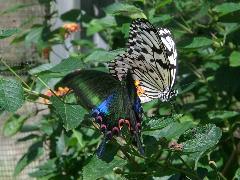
[108,18,178,103]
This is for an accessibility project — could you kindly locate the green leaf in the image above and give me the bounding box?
[56,132,66,156]
[51,96,87,130]
[25,27,43,46]
[213,2,240,16]
[86,16,117,36]
[229,51,240,67]
[72,129,85,148]
[39,118,54,136]
[49,56,84,74]
[207,110,239,120]
[143,121,195,140]
[0,78,24,112]
[71,39,95,48]
[183,37,212,49]
[121,23,131,38]
[143,114,183,130]
[181,124,222,161]
[30,57,83,77]
[14,141,44,176]
[29,63,55,75]
[17,134,39,142]
[220,23,240,36]
[151,14,172,25]
[29,158,57,178]
[233,168,240,180]
[3,114,28,137]
[61,9,81,22]
[0,28,20,39]
[83,155,126,180]
[155,0,173,10]
[104,2,146,18]
[84,49,125,63]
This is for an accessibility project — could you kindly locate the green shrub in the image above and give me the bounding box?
[1,0,240,179]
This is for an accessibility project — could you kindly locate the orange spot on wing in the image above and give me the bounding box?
[134,80,145,96]
[136,86,145,96]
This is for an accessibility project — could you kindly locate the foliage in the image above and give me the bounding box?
[0,0,240,179]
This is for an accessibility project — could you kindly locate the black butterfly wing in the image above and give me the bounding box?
[59,70,144,155]
[109,18,177,103]
[59,70,120,110]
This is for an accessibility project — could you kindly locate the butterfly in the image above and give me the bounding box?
[59,70,144,157]
[109,18,178,103]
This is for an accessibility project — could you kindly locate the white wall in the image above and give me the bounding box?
[50,0,80,64]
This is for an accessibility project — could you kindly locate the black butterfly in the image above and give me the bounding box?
[59,70,144,157]
[109,18,178,103]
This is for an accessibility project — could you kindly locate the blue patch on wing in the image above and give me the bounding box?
[133,97,142,114]
[92,94,114,116]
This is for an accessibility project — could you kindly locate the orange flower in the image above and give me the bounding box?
[63,23,80,36]
[40,87,71,104]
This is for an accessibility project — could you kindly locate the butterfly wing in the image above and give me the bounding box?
[109,18,177,103]
[158,27,178,90]
[58,70,144,156]
[59,70,120,110]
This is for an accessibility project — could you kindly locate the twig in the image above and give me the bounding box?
[36,76,58,97]
[0,58,31,89]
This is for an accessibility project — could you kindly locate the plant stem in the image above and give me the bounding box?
[23,87,49,100]
[156,161,201,180]
[36,76,58,97]
[176,153,192,171]
[120,147,139,167]
[174,20,193,34]
[0,58,31,89]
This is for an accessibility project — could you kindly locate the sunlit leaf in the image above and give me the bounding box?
[207,110,239,120]
[213,2,240,16]
[181,124,222,161]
